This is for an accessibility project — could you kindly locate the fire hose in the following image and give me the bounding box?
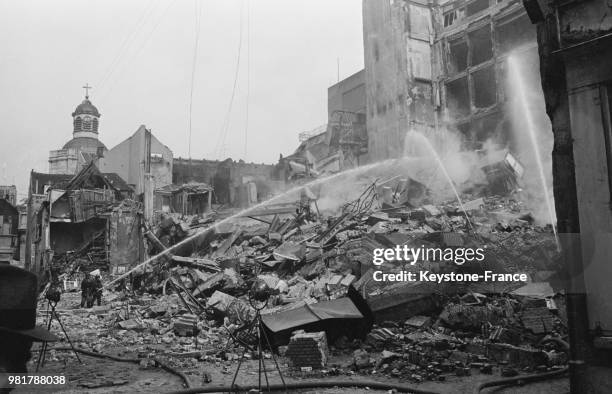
[53,347,192,388]
[166,380,441,394]
[473,367,569,393]
[54,346,569,394]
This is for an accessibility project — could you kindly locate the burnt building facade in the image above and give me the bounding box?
[362,0,541,160]
[172,158,279,206]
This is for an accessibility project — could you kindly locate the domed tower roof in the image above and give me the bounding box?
[71,86,102,138]
[62,137,107,151]
[72,98,100,117]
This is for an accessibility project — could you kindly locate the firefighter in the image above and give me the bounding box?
[80,273,93,308]
[92,275,103,307]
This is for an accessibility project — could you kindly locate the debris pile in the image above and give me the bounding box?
[47,176,568,385]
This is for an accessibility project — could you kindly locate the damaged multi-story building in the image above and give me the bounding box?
[362,0,540,160]
[25,162,140,276]
[172,158,280,207]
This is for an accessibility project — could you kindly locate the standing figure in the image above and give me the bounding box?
[80,274,92,308]
[92,275,103,306]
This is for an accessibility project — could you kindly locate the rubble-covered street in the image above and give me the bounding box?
[29,170,570,393]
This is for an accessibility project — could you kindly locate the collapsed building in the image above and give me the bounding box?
[25,163,140,277]
[43,173,568,389]
[279,70,369,180]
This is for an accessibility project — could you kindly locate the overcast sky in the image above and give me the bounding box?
[0,0,364,198]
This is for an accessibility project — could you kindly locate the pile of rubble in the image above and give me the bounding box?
[51,177,567,385]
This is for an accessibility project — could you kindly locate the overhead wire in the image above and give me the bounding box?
[213,0,245,159]
[96,0,159,94]
[243,0,251,159]
[100,0,178,102]
[53,0,158,108]
[188,0,203,159]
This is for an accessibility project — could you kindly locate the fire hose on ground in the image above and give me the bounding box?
[53,347,192,388]
[473,367,569,393]
[166,381,442,394]
[54,346,570,394]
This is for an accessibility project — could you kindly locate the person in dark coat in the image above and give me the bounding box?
[92,275,103,307]
[80,273,93,308]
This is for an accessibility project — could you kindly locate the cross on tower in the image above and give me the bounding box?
[83,83,92,99]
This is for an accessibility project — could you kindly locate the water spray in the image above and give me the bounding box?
[507,54,559,250]
[404,130,474,232]
[104,158,400,288]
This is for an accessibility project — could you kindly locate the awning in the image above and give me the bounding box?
[261,297,363,333]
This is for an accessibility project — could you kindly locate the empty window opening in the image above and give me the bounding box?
[446,77,470,117]
[472,66,497,108]
[496,14,536,53]
[469,25,493,66]
[444,10,457,27]
[466,0,489,17]
[448,39,468,74]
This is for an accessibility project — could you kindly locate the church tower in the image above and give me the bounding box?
[49,85,108,175]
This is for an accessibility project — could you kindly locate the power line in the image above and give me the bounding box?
[97,0,159,93]
[100,0,178,102]
[188,0,203,159]
[243,0,251,159]
[214,0,245,159]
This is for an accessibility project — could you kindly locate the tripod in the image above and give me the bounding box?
[36,300,82,371]
[229,296,287,393]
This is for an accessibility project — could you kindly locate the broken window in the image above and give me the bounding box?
[496,14,537,53]
[446,77,470,118]
[448,38,468,74]
[472,66,496,108]
[469,25,493,66]
[466,0,489,17]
